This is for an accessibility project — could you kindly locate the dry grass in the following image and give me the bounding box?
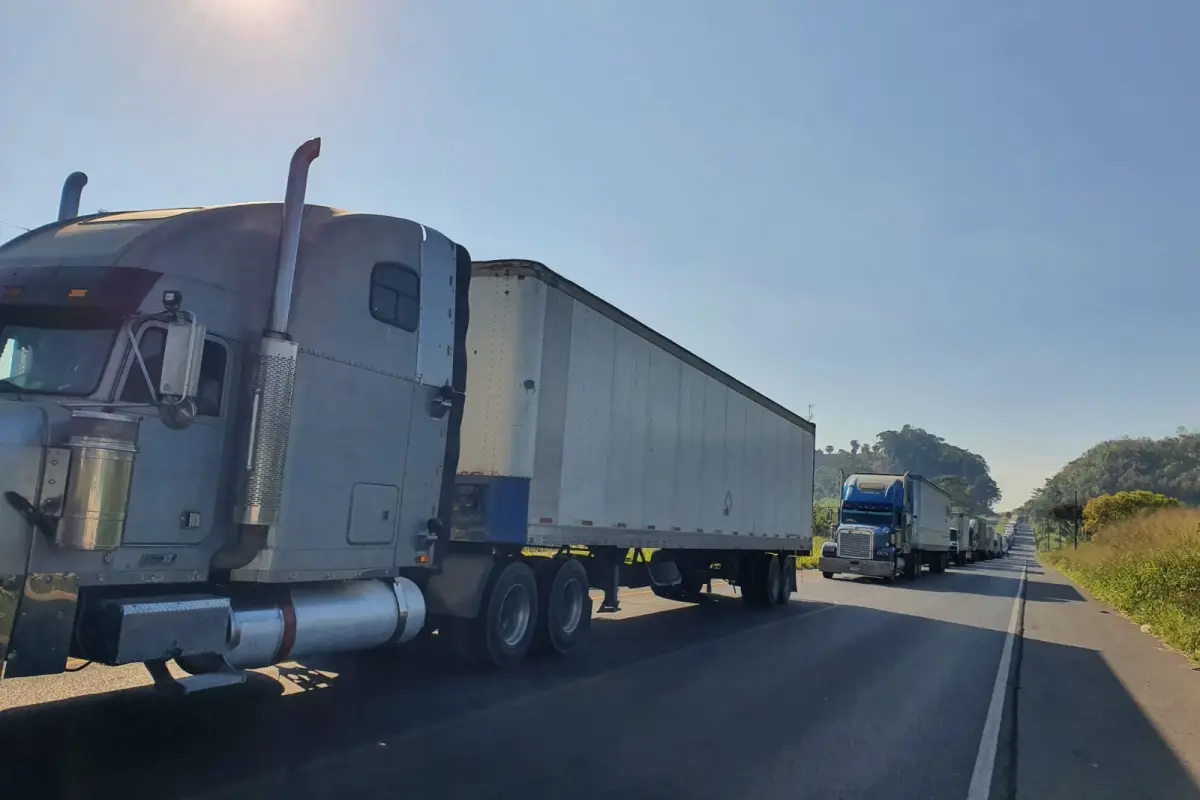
[796,537,828,570]
[1043,508,1200,661]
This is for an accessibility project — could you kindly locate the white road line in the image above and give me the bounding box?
[967,560,1028,800]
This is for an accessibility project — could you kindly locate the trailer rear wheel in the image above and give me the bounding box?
[744,553,784,609]
[533,558,592,656]
[741,553,772,608]
[773,555,793,606]
[460,560,539,669]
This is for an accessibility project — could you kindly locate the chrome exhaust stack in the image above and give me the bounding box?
[234,138,320,527]
[268,138,321,336]
[58,171,88,221]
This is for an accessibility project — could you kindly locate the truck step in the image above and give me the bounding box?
[144,658,247,696]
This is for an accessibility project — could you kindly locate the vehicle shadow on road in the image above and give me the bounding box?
[0,595,830,800]
[1019,635,1200,798]
[2,593,1196,800]
[210,603,1200,800]
[1023,580,1085,604]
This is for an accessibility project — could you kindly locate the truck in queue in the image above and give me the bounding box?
[948,508,972,566]
[970,517,993,561]
[818,472,953,581]
[0,139,816,693]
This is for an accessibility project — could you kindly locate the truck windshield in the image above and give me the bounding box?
[0,306,121,396]
[840,509,891,526]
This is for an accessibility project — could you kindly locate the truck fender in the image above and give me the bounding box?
[423,553,496,619]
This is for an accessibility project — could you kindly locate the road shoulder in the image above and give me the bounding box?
[1017,555,1200,799]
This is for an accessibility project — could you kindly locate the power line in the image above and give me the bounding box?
[0,218,31,233]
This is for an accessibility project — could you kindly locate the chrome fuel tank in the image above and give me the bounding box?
[0,399,49,672]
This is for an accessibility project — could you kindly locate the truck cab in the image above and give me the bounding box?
[818,472,953,582]
[0,141,470,687]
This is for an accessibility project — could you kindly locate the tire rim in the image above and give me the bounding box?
[558,577,585,636]
[499,583,531,647]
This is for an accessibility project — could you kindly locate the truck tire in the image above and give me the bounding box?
[742,553,774,608]
[822,571,834,580]
[773,555,793,606]
[929,553,945,575]
[460,560,539,669]
[532,558,592,656]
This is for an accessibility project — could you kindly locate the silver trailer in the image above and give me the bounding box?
[453,261,815,610]
[0,141,815,692]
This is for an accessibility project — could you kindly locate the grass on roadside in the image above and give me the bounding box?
[796,537,827,570]
[1041,508,1200,662]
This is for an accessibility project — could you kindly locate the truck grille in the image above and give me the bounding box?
[838,530,873,559]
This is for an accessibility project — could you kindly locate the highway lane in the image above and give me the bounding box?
[1,557,1027,800]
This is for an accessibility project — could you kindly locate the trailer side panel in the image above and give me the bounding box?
[456,263,814,553]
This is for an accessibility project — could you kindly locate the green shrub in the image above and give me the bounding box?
[1082,490,1180,538]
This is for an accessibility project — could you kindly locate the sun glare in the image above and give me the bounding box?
[188,0,299,38]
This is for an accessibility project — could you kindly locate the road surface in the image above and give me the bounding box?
[1,536,1197,799]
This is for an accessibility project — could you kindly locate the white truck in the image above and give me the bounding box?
[948,509,971,566]
[0,139,816,692]
[818,472,953,581]
[971,518,993,561]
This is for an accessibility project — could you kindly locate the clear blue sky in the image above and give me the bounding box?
[3,0,1199,509]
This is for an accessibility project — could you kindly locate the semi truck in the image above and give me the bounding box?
[0,139,816,693]
[818,472,953,581]
[970,518,993,561]
[948,508,971,566]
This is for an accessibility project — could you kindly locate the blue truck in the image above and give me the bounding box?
[818,472,953,581]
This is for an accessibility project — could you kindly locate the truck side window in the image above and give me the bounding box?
[120,327,227,417]
[369,262,420,332]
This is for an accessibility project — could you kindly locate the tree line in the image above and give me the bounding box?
[1020,427,1200,518]
[815,424,1001,513]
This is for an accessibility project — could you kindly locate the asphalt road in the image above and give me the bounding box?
[15,535,1194,800]
[1017,542,1200,799]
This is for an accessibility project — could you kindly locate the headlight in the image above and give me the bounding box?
[874,547,892,558]
[821,541,838,556]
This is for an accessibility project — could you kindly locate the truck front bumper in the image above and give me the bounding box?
[818,556,894,578]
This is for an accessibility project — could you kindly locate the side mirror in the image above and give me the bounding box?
[159,318,206,400]
[159,397,198,430]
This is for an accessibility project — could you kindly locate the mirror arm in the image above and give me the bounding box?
[126,324,158,403]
